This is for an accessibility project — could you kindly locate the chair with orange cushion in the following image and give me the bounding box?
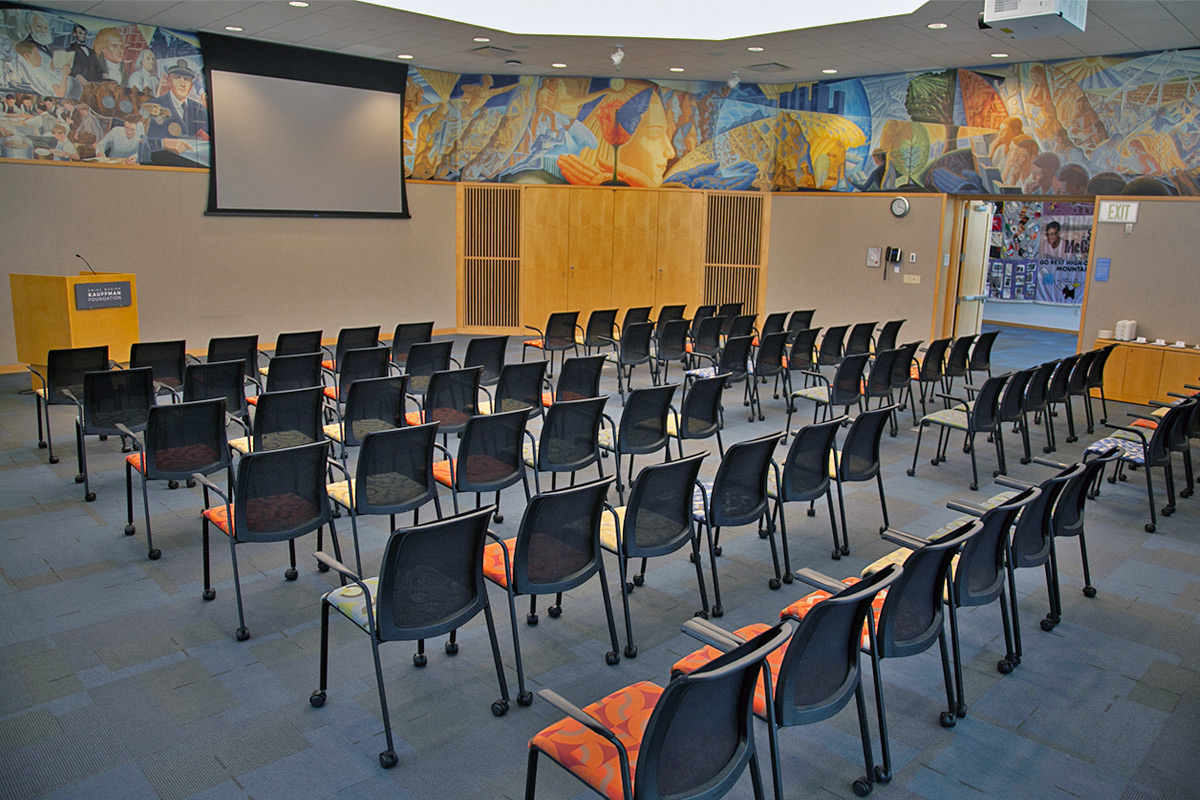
[322,345,390,408]
[120,397,231,561]
[433,407,532,523]
[404,367,481,446]
[310,506,512,769]
[320,325,380,375]
[544,354,607,407]
[246,352,322,408]
[523,311,580,378]
[484,478,621,707]
[193,440,342,641]
[526,616,794,800]
[477,360,548,421]
[322,375,409,463]
[670,565,901,798]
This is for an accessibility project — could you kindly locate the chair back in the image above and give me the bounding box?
[618,322,655,367]
[510,477,615,595]
[622,453,707,557]
[786,328,821,373]
[775,565,901,727]
[676,374,726,442]
[1150,399,1197,467]
[890,341,921,390]
[272,330,322,357]
[141,398,230,480]
[582,309,618,348]
[837,404,896,483]
[777,416,842,503]
[1024,360,1056,413]
[917,338,952,382]
[706,431,783,527]
[390,322,434,367]
[727,314,757,339]
[405,340,454,394]
[464,336,508,386]
[537,396,608,472]
[864,348,900,399]
[332,326,381,367]
[263,352,323,394]
[338,375,408,447]
[229,440,332,543]
[656,319,691,363]
[248,386,324,452]
[374,506,496,642]
[998,368,1034,424]
[634,619,794,800]
[1054,449,1118,539]
[786,309,816,341]
[1086,343,1118,390]
[876,320,906,354]
[845,321,877,357]
[42,346,110,404]
[828,352,870,407]
[716,303,743,335]
[130,340,186,389]
[953,487,1040,608]
[334,346,390,400]
[968,329,1000,372]
[621,306,652,335]
[556,355,606,402]
[494,360,548,415]
[207,335,259,381]
[424,367,480,434]
[1010,464,1081,569]
[656,304,687,330]
[817,324,848,366]
[454,408,530,492]
[754,332,789,378]
[760,312,787,338]
[689,305,717,338]
[876,521,981,659]
[691,316,724,359]
[1047,354,1079,403]
[1067,350,1098,395]
[717,335,754,382]
[944,335,975,379]
[617,384,678,455]
[354,422,441,515]
[82,366,155,436]
[966,373,1008,433]
[183,360,248,420]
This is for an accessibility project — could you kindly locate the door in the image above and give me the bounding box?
[655,190,705,310]
[610,190,659,311]
[955,200,993,337]
[521,186,570,329]
[568,188,614,320]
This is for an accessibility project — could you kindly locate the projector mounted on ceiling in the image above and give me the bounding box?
[983,0,1086,39]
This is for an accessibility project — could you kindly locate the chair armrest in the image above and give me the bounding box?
[793,567,846,595]
[680,618,744,652]
[115,423,142,450]
[433,441,454,463]
[326,459,351,481]
[478,385,494,407]
[1032,456,1069,470]
[1126,411,1158,420]
[934,392,969,408]
[186,354,203,364]
[449,356,462,369]
[1105,423,1146,444]
[880,527,929,549]
[946,500,987,517]
[191,472,231,504]
[537,689,627,752]
[598,336,618,348]
[109,361,124,370]
[226,413,250,437]
[995,476,1037,491]
[60,388,82,409]
[523,326,545,338]
[313,551,365,584]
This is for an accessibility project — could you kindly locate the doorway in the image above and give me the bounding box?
[954,199,993,338]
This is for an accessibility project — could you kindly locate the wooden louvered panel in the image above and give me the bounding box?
[703,193,766,316]
[463,258,519,327]
[703,266,760,316]
[459,184,521,328]
[463,185,520,258]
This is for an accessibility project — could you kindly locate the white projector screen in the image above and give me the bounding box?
[208,70,405,216]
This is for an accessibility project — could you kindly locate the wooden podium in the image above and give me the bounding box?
[10,272,140,380]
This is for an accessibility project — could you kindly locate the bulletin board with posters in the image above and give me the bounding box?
[986,200,1092,306]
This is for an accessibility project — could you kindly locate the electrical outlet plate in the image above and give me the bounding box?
[903,274,921,284]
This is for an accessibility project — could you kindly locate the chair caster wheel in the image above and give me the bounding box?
[49,455,59,464]
[526,613,538,626]
[997,658,1014,675]
[309,691,326,708]
[970,483,978,491]
[874,766,891,784]
[203,588,216,601]
[757,528,769,539]
[624,644,638,658]
[688,552,698,563]
[1145,523,1156,533]
[1067,436,1077,444]
[445,641,458,656]
[100,435,108,441]
[782,573,793,584]
[413,653,427,667]
[769,578,781,590]
[1163,506,1175,517]
[931,459,940,467]
[148,549,161,561]
[75,474,85,484]
[236,627,250,641]
[711,606,723,618]
[743,400,750,407]
[1182,489,1193,499]
[831,549,841,560]
[38,441,47,450]
[491,700,509,717]
[1043,447,1053,454]
[167,480,179,490]
[493,512,504,523]
[939,711,956,728]
[626,582,635,593]
[1020,458,1030,465]
[853,778,873,797]
[906,469,915,476]
[694,610,709,619]
[548,605,562,618]
[1083,586,1097,598]
[758,414,765,422]
[379,750,398,769]
[605,651,620,666]
[633,575,644,587]
[1119,474,1128,482]
[124,524,135,535]
[187,479,196,488]
[806,508,816,517]
[517,691,534,707]
[285,568,298,581]
[713,545,722,556]
[85,492,96,502]
[1040,619,1055,632]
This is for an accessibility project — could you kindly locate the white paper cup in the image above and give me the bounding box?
[1097,330,1113,339]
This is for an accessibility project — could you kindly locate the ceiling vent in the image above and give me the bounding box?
[749,62,792,73]
[470,45,517,57]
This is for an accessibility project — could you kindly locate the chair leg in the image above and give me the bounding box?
[748,748,766,800]
[875,472,890,534]
[1064,398,1078,443]
[824,487,844,560]
[705,522,724,617]
[907,424,926,477]
[852,682,877,795]
[939,630,962,725]
[690,534,711,618]
[367,635,399,768]
[139,473,159,560]
[75,419,93,501]
[505,587,531,706]
[1019,411,1032,464]
[775,502,793,585]
[227,537,250,641]
[595,560,622,664]
[347,510,364,577]
[867,649,893,779]
[125,461,136,535]
[1143,462,1159,533]
[616,547,637,657]
[834,477,849,559]
[946,593,966,719]
[967,432,980,491]
[482,601,512,713]
[525,747,541,800]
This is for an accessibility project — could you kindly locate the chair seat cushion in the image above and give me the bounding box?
[862,549,958,600]
[247,395,260,407]
[671,622,777,716]
[404,410,424,426]
[201,492,320,537]
[126,443,221,474]
[597,429,614,452]
[599,505,628,554]
[228,437,251,455]
[1130,418,1158,430]
[324,577,379,633]
[780,577,887,648]
[791,386,829,404]
[322,423,344,443]
[326,479,354,509]
[432,459,455,487]
[686,366,718,380]
[1086,436,1145,465]
[321,359,335,371]
[323,386,339,401]
[530,681,664,800]
[482,537,517,588]
[921,407,969,430]
[691,481,713,522]
[525,339,545,349]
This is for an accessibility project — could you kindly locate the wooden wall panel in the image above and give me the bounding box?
[655,191,704,312]
[568,188,614,320]
[611,191,659,311]
[520,186,570,328]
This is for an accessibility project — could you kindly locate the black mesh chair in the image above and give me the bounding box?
[599,383,677,503]
[30,345,110,464]
[200,335,260,389]
[891,341,922,425]
[908,373,1009,490]
[727,314,757,340]
[194,440,341,640]
[753,331,791,420]
[766,416,845,572]
[322,345,390,406]
[817,324,849,369]
[121,397,231,560]
[248,352,322,407]
[310,505,511,769]
[600,453,711,656]
[845,321,877,358]
[1024,360,1057,453]
[1085,342,1119,425]
[1067,349,1100,434]
[525,396,608,493]
[389,321,433,372]
[942,335,975,394]
[527,618,793,800]
[325,422,444,575]
[484,478,623,705]
[716,302,743,335]
[434,407,532,523]
[786,309,816,341]
[183,360,249,426]
[693,432,784,617]
[72,367,155,502]
[686,315,724,368]
[228,386,325,455]
[605,321,658,403]
[579,308,618,355]
[832,405,898,555]
[997,367,1035,465]
[621,306,652,336]
[759,311,787,341]
[480,360,548,420]
[787,351,869,428]
[408,367,480,445]
[655,303,687,331]
[863,348,900,426]
[785,327,821,390]
[1046,353,1082,445]
[269,329,323,358]
[652,318,691,384]
[689,304,717,339]
[912,337,952,419]
[402,340,454,398]
[321,326,381,375]
[548,354,607,405]
[323,375,408,462]
[669,373,727,458]
[671,566,901,799]
[524,311,581,377]
[875,319,906,354]
[130,340,186,399]
[686,335,757,423]
[464,335,508,387]
[967,329,1000,380]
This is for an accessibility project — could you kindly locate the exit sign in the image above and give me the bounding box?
[1098,200,1139,223]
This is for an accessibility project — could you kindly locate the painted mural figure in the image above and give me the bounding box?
[141,60,208,167]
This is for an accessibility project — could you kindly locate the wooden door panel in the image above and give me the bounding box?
[611,191,658,311]
[655,191,704,312]
[521,186,570,329]
[568,188,614,320]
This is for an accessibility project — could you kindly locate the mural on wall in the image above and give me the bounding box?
[0,5,205,167]
[987,200,1092,305]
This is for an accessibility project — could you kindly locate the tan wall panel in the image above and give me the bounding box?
[0,163,456,364]
[568,188,614,319]
[611,191,659,310]
[655,190,705,311]
[520,185,570,328]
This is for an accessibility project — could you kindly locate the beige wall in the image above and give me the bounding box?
[1,162,457,364]
[765,193,946,345]
[1080,197,1200,349]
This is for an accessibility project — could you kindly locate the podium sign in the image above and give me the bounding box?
[74,281,132,310]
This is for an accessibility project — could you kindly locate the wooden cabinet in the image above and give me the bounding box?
[1095,338,1200,405]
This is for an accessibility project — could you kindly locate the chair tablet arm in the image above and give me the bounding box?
[115,423,142,450]
[313,551,365,585]
[793,567,846,594]
[326,459,351,481]
[995,476,1036,490]
[537,689,627,749]
[880,528,929,549]
[681,618,744,652]
[946,500,986,517]
[1032,456,1069,470]
[191,472,230,503]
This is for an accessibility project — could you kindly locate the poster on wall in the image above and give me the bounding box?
[989,200,1092,305]
[0,5,205,168]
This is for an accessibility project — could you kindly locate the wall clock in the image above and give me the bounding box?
[890,197,910,218]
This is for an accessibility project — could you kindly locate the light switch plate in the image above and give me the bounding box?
[903,274,921,284]
[866,247,882,268]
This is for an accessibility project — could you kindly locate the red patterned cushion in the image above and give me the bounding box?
[482,537,517,588]
[670,622,777,716]
[200,492,319,537]
[530,681,664,800]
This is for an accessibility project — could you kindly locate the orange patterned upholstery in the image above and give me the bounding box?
[1131,418,1158,430]
[540,391,555,408]
[432,459,454,487]
[200,493,319,537]
[321,359,335,371]
[405,410,424,426]
[530,681,664,800]
[323,386,339,401]
[247,395,260,407]
[780,577,886,648]
[126,444,221,475]
[482,537,517,588]
[526,339,545,349]
[671,622,777,716]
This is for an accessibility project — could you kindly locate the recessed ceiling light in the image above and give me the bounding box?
[926,22,947,29]
[397,54,414,59]
[669,67,685,72]
[224,26,244,31]
[746,46,764,52]
[473,36,491,42]
[551,62,567,68]
[991,52,1009,58]
[822,68,838,74]
[288,1,309,7]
